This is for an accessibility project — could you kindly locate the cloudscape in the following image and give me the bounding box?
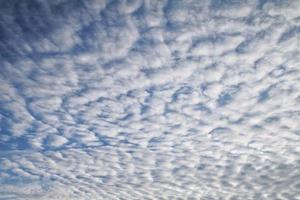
[0,0,300,199]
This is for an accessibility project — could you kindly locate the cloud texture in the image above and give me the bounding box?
[0,0,300,199]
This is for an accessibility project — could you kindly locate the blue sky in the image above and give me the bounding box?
[0,0,300,199]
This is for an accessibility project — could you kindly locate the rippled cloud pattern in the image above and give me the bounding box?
[0,0,300,199]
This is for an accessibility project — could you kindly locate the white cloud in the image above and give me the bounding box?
[0,0,300,199]
[45,135,68,148]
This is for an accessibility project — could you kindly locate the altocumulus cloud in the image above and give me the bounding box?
[0,0,300,199]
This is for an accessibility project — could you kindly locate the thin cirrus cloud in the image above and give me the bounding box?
[0,0,300,199]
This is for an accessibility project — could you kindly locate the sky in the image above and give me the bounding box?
[0,0,300,199]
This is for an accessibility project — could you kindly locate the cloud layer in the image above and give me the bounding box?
[0,0,300,199]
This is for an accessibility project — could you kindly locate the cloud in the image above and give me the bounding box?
[0,0,300,199]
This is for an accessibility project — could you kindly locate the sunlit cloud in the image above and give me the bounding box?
[0,0,300,199]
